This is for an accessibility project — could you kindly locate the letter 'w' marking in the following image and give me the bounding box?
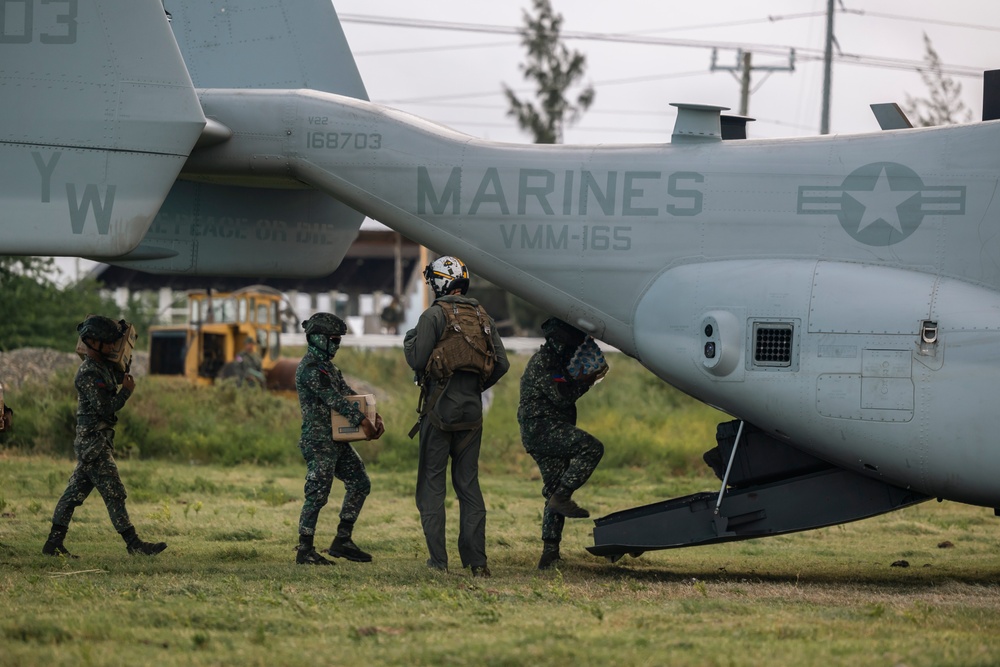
[67,184,116,234]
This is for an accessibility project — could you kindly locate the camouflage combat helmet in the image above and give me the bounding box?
[541,318,586,347]
[302,313,347,337]
[77,315,124,343]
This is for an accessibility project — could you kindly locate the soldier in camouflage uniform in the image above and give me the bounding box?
[43,316,167,558]
[234,338,266,388]
[295,312,382,565]
[1,380,11,433]
[518,318,605,569]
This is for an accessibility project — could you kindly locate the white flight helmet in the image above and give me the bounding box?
[424,256,470,298]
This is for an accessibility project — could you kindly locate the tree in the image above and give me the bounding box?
[902,33,973,127]
[503,0,595,144]
[0,257,123,351]
[501,0,595,332]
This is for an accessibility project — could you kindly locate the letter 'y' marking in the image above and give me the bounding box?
[32,151,61,203]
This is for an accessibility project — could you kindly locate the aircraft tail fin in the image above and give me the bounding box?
[0,0,205,256]
[165,0,367,99]
[117,0,369,277]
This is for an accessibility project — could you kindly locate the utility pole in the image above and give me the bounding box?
[820,0,835,134]
[711,48,795,116]
[739,52,751,116]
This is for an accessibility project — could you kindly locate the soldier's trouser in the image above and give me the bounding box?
[524,421,604,542]
[298,440,371,536]
[51,444,133,533]
[416,419,487,569]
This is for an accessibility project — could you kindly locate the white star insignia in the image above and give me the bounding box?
[845,167,919,234]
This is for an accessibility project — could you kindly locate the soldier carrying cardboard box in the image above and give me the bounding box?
[43,315,166,558]
[294,312,384,566]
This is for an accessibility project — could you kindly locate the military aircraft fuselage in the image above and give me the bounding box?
[180,89,1000,508]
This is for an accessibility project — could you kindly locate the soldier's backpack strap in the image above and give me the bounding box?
[408,377,448,439]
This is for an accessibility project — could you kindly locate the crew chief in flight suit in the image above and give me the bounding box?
[404,256,509,577]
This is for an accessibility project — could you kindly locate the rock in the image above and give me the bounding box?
[0,347,149,391]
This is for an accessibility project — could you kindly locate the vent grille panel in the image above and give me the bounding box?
[753,323,793,367]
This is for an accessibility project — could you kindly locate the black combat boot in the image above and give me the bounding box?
[538,539,562,570]
[120,526,167,556]
[471,564,491,578]
[42,523,78,558]
[546,488,590,518]
[326,520,372,563]
[296,534,332,565]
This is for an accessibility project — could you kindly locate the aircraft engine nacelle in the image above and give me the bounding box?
[634,259,1000,507]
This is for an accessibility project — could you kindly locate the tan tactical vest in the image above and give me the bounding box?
[424,301,496,387]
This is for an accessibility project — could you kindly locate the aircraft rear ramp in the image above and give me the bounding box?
[589,421,930,559]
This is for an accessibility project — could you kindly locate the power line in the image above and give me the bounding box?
[401,101,682,117]
[381,70,706,105]
[841,8,1000,33]
[340,13,990,78]
[355,40,514,57]
[613,11,828,35]
[340,13,794,57]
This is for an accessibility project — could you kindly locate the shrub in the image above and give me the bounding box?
[1,347,726,475]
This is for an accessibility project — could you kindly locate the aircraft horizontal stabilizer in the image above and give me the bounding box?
[0,0,205,257]
[117,0,369,277]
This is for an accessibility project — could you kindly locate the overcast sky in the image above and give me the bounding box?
[333,0,1000,142]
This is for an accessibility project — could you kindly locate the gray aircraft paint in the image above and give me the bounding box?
[0,0,204,256]
[5,0,1000,515]
[181,88,1000,505]
[119,0,371,276]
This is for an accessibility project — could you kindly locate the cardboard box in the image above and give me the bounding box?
[331,394,377,442]
[76,320,138,373]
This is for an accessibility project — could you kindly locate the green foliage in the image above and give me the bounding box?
[0,367,79,456]
[503,0,595,145]
[0,256,136,352]
[1,347,724,475]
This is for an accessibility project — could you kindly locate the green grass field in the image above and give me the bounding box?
[2,456,1000,666]
[2,348,1000,665]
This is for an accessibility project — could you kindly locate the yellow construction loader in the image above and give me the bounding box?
[148,287,297,390]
